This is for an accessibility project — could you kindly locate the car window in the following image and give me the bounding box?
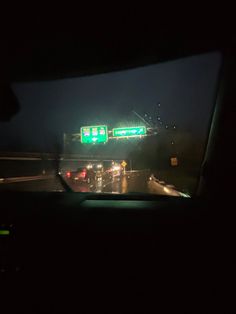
[0,52,222,196]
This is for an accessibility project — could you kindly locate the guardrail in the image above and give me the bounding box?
[0,174,54,184]
[149,174,190,197]
[125,169,150,173]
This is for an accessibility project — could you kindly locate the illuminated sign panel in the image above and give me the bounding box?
[81,125,108,143]
[112,126,146,138]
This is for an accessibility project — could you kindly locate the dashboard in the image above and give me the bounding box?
[1,191,227,312]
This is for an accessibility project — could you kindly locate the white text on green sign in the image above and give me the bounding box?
[112,126,146,138]
[81,125,108,143]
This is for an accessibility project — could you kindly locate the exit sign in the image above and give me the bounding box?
[80,125,108,144]
[112,126,146,138]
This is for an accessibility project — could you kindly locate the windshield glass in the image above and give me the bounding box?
[0,52,221,196]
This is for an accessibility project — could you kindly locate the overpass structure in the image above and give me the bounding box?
[0,151,127,162]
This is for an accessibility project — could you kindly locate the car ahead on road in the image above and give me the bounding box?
[105,167,120,179]
[66,167,95,184]
[111,164,122,179]
[95,169,103,181]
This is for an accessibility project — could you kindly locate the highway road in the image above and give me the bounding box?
[0,171,181,196]
[66,171,150,194]
[0,172,149,193]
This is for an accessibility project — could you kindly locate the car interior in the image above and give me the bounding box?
[1,17,236,313]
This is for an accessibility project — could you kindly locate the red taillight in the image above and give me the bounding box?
[81,171,86,178]
[66,171,71,178]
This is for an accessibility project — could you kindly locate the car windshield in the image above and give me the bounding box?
[0,52,221,196]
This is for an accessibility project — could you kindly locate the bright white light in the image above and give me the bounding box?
[87,164,93,169]
[113,165,120,171]
[179,192,191,198]
[163,187,170,194]
[97,164,102,168]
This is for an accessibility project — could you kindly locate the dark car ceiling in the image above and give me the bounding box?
[2,37,229,82]
[0,17,234,122]
[1,12,236,82]
[1,40,216,82]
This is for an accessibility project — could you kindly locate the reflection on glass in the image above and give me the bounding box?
[121,176,128,194]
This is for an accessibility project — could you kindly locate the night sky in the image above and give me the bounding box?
[0,52,221,151]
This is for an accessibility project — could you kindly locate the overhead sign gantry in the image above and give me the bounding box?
[80,125,108,144]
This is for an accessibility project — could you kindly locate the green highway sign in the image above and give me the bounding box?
[80,125,108,144]
[112,126,146,138]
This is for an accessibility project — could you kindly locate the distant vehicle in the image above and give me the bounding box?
[66,167,95,183]
[95,170,103,181]
[89,163,103,181]
[94,163,103,172]
[112,164,121,178]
